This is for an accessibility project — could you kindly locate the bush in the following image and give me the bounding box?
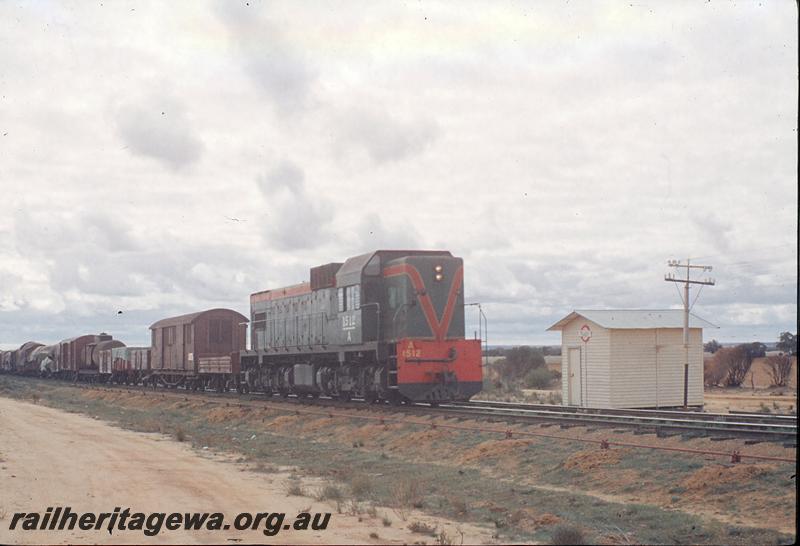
[704,357,726,387]
[495,346,546,384]
[524,367,557,389]
[317,485,343,501]
[708,346,753,387]
[765,354,793,387]
[350,474,373,499]
[722,346,754,387]
[408,521,437,536]
[391,480,423,520]
[286,481,305,496]
[551,524,586,545]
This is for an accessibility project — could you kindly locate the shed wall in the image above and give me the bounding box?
[560,318,611,407]
[608,328,704,408]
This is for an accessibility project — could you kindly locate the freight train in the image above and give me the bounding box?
[0,250,483,404]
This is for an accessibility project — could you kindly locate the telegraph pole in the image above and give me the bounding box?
[665,259,715,407]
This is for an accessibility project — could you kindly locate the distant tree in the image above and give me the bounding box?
[704,339,722,354]
[703,356,726,387]
[777,332,797,355]
[764,354,794,387]
[495,346,545,384]
[712,346,754,387]
[743,342,767,359]
[524,367,558,389]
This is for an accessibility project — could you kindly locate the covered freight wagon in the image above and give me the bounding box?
[149,308,247,390]
[93,339,126,378]
[58,333,113,380]
[110,346,150,384]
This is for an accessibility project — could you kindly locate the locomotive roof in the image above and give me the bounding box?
[336,250,453,286]
[150,308,248,329]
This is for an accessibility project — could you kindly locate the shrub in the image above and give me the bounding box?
[391,480,423,520]
[704,357,726,387]
[722,346,754,387]
[408,521,437,536]
[551,524,586,545]
[174,427,186,442]
[286,481,305,496]
[765,354,793,387]
[524,367,558,389]
[317,485,343,501]
[435,529,454,545]
[350,474,374,499]
[495,346,546,383]
[709,346,753,387]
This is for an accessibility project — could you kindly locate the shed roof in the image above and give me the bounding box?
[150,308,248,329]
[546,309,718,331]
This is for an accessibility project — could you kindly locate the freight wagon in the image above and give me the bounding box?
[148,308,247,390]
[110,346,150,384]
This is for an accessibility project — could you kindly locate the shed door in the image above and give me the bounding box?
[568,347,582,405]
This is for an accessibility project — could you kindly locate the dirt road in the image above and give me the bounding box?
[0,396,494,544]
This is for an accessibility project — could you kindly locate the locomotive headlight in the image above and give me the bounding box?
[434,265,443,273]
[434,273,444,281]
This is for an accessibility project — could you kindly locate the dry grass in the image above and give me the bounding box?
[286,480,305,497]
[316,484,344,501]
[449,497,468,515]
[391,479,424,519]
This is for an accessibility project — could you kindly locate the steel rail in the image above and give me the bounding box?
[464,399,797,426]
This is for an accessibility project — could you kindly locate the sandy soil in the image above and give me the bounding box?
[0,397,495,545]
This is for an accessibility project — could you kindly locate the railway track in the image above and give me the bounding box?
[6,375,798,444]
[438,400,797,444]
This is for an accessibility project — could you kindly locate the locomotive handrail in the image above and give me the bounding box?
[406,356,456,363]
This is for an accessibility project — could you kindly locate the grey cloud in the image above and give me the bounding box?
[356,213,420,250]
[690,212,733,253]
[116,95,204,170]
[215,2,317,113]
[337,107,440,164]
[257,160,332,250]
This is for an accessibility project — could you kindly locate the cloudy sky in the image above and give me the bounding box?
[0,1,796,349]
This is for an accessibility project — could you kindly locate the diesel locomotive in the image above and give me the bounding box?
[240,250,483,404]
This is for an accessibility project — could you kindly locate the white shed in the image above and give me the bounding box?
[546,310,717,409]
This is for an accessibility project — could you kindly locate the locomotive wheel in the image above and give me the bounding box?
[338,392,351,402]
